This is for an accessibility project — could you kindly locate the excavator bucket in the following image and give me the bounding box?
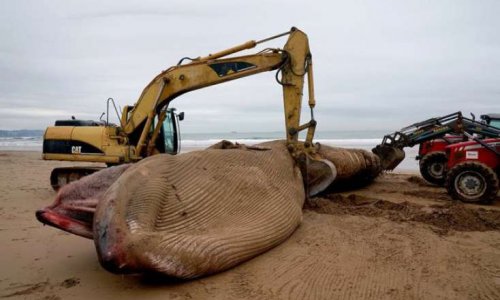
[372,145,405,171]
[305,158,337,196]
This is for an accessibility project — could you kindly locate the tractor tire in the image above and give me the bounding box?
[419,151,447,186]
[445,161,499,204]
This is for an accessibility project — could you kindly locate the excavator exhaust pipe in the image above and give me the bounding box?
[372,145,405,171]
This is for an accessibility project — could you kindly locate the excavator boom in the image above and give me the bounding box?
[123,28,318,160]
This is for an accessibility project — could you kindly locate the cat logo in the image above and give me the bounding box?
[71,146,82,154]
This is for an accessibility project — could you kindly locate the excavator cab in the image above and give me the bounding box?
[156,108,183,155]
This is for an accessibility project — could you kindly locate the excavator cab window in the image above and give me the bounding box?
[162,109,182,154]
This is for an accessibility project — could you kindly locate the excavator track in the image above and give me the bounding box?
[50,166,105,191]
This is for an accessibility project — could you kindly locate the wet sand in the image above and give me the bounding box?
[1,151,500,299]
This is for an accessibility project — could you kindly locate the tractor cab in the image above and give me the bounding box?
[480,113,500,129]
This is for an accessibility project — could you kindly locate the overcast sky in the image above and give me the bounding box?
[0,0,499,133]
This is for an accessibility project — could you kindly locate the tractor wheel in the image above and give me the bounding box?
[445,162,499,204]
[419,151,447,186]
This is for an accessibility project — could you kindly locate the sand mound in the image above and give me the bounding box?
[307,193,500,234]
[407,175,431,186]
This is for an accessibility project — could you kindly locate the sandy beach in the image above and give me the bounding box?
[1,151,500,299]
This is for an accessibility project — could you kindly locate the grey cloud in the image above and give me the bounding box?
[0,0,499,132]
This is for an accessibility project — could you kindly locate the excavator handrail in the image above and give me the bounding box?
[106,98,122,127]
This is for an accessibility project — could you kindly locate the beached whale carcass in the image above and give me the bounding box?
[37,140,381,278]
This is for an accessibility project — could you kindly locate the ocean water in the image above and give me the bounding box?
[0,136,43,151]
[0,130,420,171]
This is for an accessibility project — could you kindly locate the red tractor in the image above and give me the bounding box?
[445,137,500,204]
[418,113,500,185]
[373,112,500,186]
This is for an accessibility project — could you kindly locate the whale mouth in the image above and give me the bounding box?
[36,207,94,239]
[35,190,99,240]
[36,164,132,239]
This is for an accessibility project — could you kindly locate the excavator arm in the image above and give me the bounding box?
[122,28,318,160]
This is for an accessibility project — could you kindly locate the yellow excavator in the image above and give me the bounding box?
[43,27,335,192]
